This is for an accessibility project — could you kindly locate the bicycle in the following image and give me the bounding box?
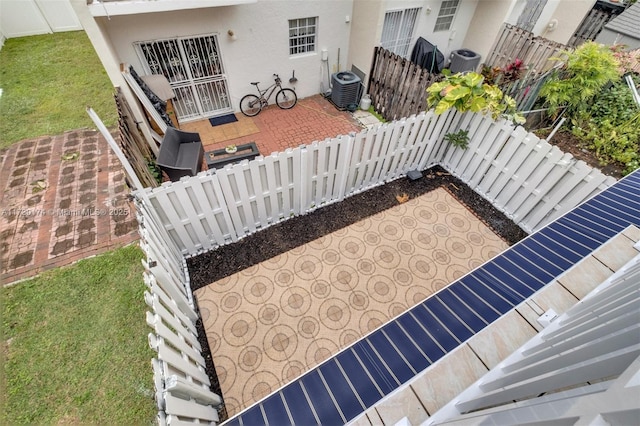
[239,74,297,117]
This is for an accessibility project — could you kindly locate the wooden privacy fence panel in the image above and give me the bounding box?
[115,88,159,188]
[568,8,613,48]
[368,47,442,122]
[143,110,616,255]
[484,23,568,74]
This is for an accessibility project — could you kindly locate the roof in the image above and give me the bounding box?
[605,3,640,39]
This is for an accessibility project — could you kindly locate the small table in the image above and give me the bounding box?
[206,142,260,170]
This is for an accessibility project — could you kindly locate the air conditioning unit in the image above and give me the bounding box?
[449,49,481,74]
[331,71,361,108]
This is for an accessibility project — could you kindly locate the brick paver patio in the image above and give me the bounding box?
[0,96,369,285]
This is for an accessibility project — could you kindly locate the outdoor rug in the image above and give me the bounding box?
[209,114,238,127]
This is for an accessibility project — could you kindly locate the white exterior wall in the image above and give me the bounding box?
[504,0,595,43]
[99,0,354,111]
[348,0,478,86]
[461,1,515,62]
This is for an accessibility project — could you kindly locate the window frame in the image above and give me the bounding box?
[434,0,460,32]
[289,17,318,56]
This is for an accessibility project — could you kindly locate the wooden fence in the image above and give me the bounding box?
[142,111,616,256]
[115,88,159,188]
[367,46,442,122]
[568,8,614,48]
[484,23,568,75]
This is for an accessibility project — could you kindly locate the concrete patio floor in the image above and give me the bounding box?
[194,188,509,417]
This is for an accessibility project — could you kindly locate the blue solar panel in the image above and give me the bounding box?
[318,360,365,420]
[411,304,461,350]
[436,289,490,332]
[381,322,430,372]
[335,349,384,407]
[261,393,292,426]
[280,382,317,425]
[300,370,344,425]
[446,284,502,322]
[365,331,416,383]
[352,341,399,393]
[224,169,640,426]
[395,313,446,362]
[237,404,265,426]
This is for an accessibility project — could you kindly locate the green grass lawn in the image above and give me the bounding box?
[0,31,117,148]
[1,245,157,424]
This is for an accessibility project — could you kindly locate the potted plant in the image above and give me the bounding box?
[225,144,237,154]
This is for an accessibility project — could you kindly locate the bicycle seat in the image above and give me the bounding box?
[251,82,259,86]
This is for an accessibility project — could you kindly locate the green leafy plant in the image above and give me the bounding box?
[571,76,640,175]
[539,41,620,117]
[426,70,525,125]
[147,159,162,184]
[444,129,470,149]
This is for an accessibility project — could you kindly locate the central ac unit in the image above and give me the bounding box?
[331,71,361,108]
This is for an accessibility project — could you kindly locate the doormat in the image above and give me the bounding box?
[209,114,238,127]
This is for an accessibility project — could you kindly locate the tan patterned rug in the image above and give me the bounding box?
[194,188,508,416]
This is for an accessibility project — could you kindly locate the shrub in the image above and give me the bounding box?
[539,41,620,116]
[572,76,640,175]
[426,70,525,125]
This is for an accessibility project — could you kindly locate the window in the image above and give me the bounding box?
[381,7,421,57]
[289,17,317,55]
[434,0,459,32]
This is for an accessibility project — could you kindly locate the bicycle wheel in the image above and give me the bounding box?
[275,88,297,110]
[240,94,262,117]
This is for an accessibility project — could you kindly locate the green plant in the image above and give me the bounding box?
[539,41,620,117]
[571,76,640,175]
[426,70,525,125]
[147,159,162,184]
[367,105,387,122]
[444,129,470,149]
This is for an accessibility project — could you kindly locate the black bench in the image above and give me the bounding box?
[157,127,204,182]
[206,142,260,170]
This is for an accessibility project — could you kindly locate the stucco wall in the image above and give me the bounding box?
[347,0,478,87]
[461,0,514,61]
[537,0,595,44]
[98,0,353,112]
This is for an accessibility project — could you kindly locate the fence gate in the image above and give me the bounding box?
[516,0,548,32]
[135,35,232,122]
[568,6,620,47]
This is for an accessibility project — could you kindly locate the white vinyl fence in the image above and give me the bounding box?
[137,198,223,425]
[144,110,616,256]
[127,109,619,425]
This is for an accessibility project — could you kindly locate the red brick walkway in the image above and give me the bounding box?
[0,130,138,285]
[183,94,364,155]
[0,96,367,285]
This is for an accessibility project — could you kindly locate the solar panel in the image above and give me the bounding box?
[228,169,640,426]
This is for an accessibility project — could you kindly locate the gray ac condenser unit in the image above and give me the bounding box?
[331,71,361,108]
[449,49,481,74]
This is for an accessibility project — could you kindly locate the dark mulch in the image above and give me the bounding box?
[545,130,624,180]
[187,165,528,290]
[188,164,528,421]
